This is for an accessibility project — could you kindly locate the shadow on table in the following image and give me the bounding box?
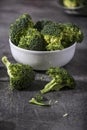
[27,80,47,91]
[0,121,16,130]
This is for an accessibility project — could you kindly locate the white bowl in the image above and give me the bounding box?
[9,39,76,70]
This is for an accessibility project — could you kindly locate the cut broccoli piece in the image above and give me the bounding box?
[63,0,84,8]
[9,13,34,45]
[41,67,76,94]
[18,28,47,51]
[2,56,35,90]
[29,93,51,106]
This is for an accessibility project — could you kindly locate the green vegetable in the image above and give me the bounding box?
[41,22,83,50]
[41,67,76,94]
[18,28,47,51]
[9,13,83,51]
[34,20,53,32]
[63,0,84,8]
[2,56,35,90]
[59,23,84,48]
[29,93,51,106]
[9,13,34,45]
[41,22,64,50]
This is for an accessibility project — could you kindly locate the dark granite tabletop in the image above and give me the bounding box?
[0,0,87,130]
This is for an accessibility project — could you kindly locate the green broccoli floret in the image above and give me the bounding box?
[2,56,35,90]
[40,67,76,94]
[41,22,64,51]
[63,0,84,8]
[9,13,34,46]
[59,23,84,48]
[34,20,53,32]
[18,28,47,51]
[41,22,83,50]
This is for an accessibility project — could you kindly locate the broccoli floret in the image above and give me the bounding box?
[41,22,83,50]
[40,67,76,94]
[63,0,84,8]
[9,13,34,46]
[60,23,84,48]
[18,28,47,51]
[41,22,64,51]
[34,20,53,32]
[2,56,35,90]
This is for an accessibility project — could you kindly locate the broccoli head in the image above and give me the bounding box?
[41,67,76,94]
[41,22,64,51]
[59,23,84,48]
[63,0,84,8]
[9,13,34,46]
[2,56,35,90]
[18,28,47,51]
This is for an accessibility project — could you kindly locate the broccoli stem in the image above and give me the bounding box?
[29,97,50,106]
[40,78,63,94]
[29,98,45,106]
[2,56,11,68]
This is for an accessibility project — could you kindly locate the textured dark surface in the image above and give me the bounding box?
[0,0,87,130]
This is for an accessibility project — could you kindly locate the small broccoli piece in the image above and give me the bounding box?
[63,0,84,8]
[41,22,64,51]
[29,93,51,106]
[9,13,34,45]
[2,56,35,90]
[34,20,53,32]
[41,67,76,94]
[18,28,47,51]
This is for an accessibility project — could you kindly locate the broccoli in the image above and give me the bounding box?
[34,20,53,32]
[41,22,64,51]
[9,13,34,46]
[40,67,76,94]
[41,22,83,50]
[2,56,35,90]
[18,28,47,51]
[59,23,84,48]
[29,93,51,106]
[63,0,84,8]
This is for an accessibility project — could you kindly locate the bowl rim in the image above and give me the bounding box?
[9,39,76,54]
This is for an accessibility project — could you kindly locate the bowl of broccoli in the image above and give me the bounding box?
[9,13,83,70]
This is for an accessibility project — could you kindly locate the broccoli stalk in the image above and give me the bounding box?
[41,76,62,94]
[2,56,35,90]
[41,67,76,94]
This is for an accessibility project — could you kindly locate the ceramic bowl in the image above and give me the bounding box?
[9,39,76,70]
